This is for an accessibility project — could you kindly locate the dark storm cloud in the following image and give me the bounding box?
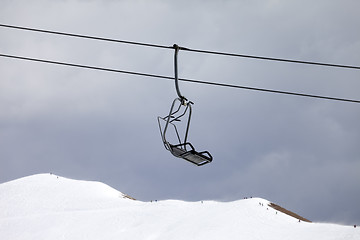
[0,0,359,225]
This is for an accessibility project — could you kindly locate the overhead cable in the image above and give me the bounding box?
[182,47,360,70]
[0,24,172,50]
[1,53,359,104]
[1,23,359,70]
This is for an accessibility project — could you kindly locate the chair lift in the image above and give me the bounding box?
[157,44,213,166]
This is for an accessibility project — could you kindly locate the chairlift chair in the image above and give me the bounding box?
[157,45,213,166]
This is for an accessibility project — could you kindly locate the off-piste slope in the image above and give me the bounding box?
[0,174,358,240]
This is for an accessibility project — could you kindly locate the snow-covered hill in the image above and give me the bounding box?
[0,174,358,240]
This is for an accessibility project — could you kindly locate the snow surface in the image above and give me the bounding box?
[0,174,358,240]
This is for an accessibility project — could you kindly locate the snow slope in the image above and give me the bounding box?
[0,174,358,240]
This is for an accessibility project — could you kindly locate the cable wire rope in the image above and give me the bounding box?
[1,53,359,104]
[1,23,359,70]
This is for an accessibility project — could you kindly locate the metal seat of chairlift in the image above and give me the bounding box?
[169,143,212,166]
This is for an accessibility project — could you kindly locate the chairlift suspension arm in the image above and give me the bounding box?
[173,44,186,103]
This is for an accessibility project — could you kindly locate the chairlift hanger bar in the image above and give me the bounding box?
[1,23,359,70]
[173,44,185,101]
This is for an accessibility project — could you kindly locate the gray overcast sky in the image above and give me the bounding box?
[1,0,359,225]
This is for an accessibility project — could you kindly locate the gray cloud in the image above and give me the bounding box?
[1,0,359,225]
